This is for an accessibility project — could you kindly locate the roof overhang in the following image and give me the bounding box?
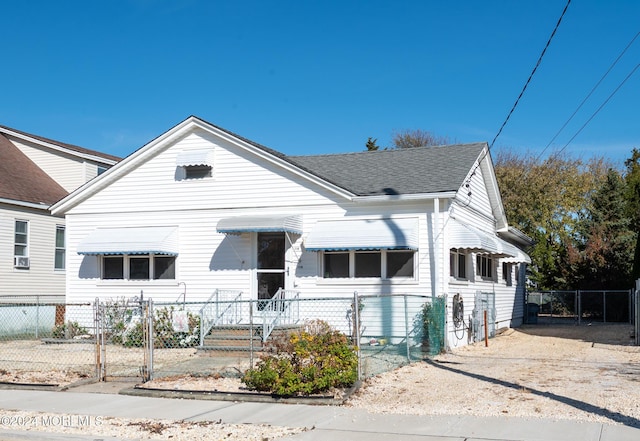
[77,226,178,255]
[216,215,303,235]
[305,218,419,251]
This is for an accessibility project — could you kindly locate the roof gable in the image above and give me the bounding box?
[0,133,68,206]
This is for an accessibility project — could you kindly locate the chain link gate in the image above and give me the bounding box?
[94,297,153,382]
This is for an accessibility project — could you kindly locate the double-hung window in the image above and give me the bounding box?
[450,249,467,280]
[476,254,495,281]
[55,226,65,270]
[14,220,29,269]
[323,250,414,280]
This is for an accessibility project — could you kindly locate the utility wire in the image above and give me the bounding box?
[536,31,640,162]
[489,0,572,150]
[554,62,640,158]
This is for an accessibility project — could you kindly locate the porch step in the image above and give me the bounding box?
[198,324,302,354]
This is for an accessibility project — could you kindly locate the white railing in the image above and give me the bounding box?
[261,289,300,342]
[199,289,243,346]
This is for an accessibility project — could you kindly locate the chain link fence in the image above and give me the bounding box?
[0,292,444,386]
[526,290,633,325]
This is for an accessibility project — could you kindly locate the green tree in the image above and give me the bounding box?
[494,150,609,289]
[391,129,450,149]
[624,148,640,281]
[573,169,636,289]
[365,137,380,151]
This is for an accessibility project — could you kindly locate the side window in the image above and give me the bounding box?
[103,256,124,279]
[55,226,65,270]
[450,249,467,280]
[101,255,176,280]
[14,220,29,269]
[476,254,495,280]
[322,250,415,279]
[502,262,513,286]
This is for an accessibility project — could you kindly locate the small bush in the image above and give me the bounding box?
[51,321,88,339]
[241,320,357,396]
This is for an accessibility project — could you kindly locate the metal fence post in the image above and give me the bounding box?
[577,290,582,325]
[249,301,254,369]
[404,295,410,362]
[353,291,362,381]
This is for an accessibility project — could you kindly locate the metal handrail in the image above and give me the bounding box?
[199,289,243,346]
[262,289,300,342]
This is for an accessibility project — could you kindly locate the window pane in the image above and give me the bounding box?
[257,233,285,269]
[185,165,211,179]
[355,252,381,278]
[15,221,27,234]
[324,253,349,278]
[14,245,27,256]
[387,251,414,278]
[56,227,65,248]
[130,257,150,280]
[154,256,176,279]
[103,257,124,279]
[458,253,466,278]
[55,250,65,270]
[450,252,455,276]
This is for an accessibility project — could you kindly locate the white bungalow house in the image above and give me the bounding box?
[50,116,530,348]
[0,125,120,300]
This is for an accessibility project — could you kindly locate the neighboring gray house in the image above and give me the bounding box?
[51,116,530,348]
[0,125,119,301]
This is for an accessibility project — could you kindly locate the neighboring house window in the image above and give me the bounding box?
[97,165,107,176]
[184,165,212,179]
[450,249,467,280]
[101,254,176,280]
[322,250,414,279]
[14,220,29,269]
[502,262,513,286]
[55,226,65,270]
[476,254,495,280]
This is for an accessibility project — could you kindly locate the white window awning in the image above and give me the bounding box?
[78,226,179,255]
[305,218,419,251]
[175,149,214,167]
[216,215,303,234]
[448,219,530,263]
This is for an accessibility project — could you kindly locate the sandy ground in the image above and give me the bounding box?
[0,324,639,438]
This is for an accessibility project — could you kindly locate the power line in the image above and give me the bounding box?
[489,0,572,150]
[536,31,640,162]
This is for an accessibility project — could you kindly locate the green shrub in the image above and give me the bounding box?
[241,320,357,396]
[51,321,88,339]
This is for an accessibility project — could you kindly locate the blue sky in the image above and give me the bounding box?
[1,1,638,165]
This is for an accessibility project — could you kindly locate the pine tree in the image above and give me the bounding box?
[365,137,379,151]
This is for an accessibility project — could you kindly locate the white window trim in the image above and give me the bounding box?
[14,219,29,270]
[55,225,66,271]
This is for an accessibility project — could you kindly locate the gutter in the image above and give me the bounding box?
[351,191,457,203]
[0,197,51,211]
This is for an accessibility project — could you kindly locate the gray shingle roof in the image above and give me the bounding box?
[287,143,486,196]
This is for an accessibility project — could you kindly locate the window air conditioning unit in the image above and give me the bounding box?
[14,256,30,269]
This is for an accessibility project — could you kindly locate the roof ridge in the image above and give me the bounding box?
[287,142,486,159]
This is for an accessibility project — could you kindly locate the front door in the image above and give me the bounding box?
[256,232,285,309]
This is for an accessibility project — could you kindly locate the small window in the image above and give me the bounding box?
[450,249,467,280]
[103,256,124,279]
[387,251,414,278]
[184,165,212,179]
[55,226,65,270]
[502,262,513,286]
[154,256,176,280]
[97,165,107,176]
[324,252,349,278]
[476,254,495,280]
[129,257,150,280]
[354,252,381,278]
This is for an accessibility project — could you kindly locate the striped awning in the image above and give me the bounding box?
[305,218,419,251]
[175,149,214,167]
[78,226,179,255]
[216,215,303,234]
[447,219,530,263]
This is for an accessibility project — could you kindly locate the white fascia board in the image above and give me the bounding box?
[0,197,51,211]
[475,146,508,231]
[1,128,118,165]
[351,191,457,203]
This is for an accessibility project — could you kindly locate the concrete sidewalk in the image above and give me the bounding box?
[0,387,637,441]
